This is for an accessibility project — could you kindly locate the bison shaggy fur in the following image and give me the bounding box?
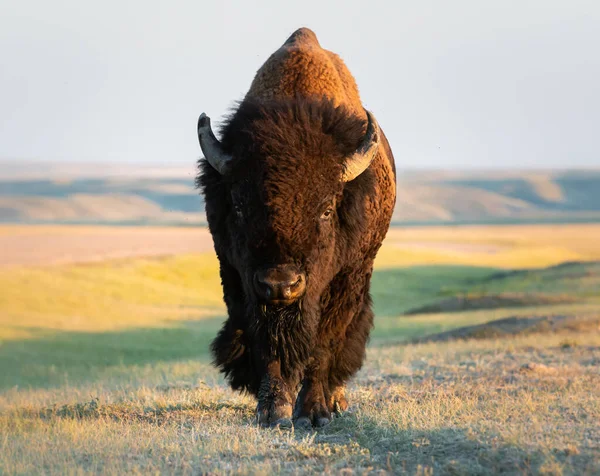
[197,27,396,428]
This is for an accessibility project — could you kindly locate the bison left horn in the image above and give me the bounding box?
[198,113,233,175]
[342,110,380,182]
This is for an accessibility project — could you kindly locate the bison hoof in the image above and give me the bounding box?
[256,375,294,427]
[270,417,293,430]
[257,403,293,427]
[315,416,332,428]
[294,417,312,430]
[293,381,335,428]
[293,414,332,430]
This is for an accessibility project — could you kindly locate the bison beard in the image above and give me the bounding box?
[211,302,315,392]
[211,295,322,427]
[197,28,396,428]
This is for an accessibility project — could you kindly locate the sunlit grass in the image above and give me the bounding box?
[377,223,600,269]
[0,253,223,337]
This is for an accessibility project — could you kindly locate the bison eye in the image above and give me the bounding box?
[320,208,334,220]
[233,204,244,220]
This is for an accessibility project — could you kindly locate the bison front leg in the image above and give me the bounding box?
[293,369,350,429]
[294,291,374,428]
[293,348,333,428]
[256,360,295,428]
[293,376,332,429]
[292,363,349,429]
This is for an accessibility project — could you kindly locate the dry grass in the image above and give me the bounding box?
[0,225,213,267]
[1,224,599,474]
[2,223,600,269]
[2,332,599,474]
[379,224,600,269]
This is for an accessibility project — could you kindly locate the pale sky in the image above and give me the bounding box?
[0,0,598,169]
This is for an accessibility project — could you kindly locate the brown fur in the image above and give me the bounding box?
[246,28,366,119]
[198,28,396,427]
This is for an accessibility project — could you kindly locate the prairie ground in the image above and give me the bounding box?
[0,226,214,267]
[0,224,599,474]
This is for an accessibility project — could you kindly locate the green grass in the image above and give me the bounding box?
[369,261,600,344]
[1,232,599,474]
[371,265,500,317]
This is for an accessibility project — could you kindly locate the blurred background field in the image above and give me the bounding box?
[2,163,600,226]
[1,222,599,473]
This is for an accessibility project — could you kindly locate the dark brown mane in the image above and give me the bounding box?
[218,96,368,169]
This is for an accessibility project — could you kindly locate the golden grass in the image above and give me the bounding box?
[379,223,600,269]
[0,254,222,339]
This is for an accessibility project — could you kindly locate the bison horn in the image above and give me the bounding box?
[198,113,233,175]
[342,110,380,182]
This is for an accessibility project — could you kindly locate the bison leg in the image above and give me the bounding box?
[256,360,294,428]
[325,303,374,416]
[293,369,348,428]
[292,344,334,429]
[293,376,332,429]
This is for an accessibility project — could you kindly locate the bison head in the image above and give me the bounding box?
[198,97,379,318]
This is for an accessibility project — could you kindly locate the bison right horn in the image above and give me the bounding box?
[198,113,233,175]
[342,110,380,182]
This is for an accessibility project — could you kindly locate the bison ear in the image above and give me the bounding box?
[342,110,380,182]
[197,113,234,175]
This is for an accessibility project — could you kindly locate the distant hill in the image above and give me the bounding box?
[392,169,600,225]
[1,162,599,226]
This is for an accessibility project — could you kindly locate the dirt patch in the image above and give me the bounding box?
[404,293,576,315]
[415,314,600,343]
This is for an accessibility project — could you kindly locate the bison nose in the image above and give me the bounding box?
[254,266,306,305]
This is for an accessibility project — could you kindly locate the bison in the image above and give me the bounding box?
[197,27,396,429]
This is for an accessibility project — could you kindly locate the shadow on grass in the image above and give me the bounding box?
[310,414,597,474]
[13,397,596,474]
[0,318,224,390]
[19,397,255,426]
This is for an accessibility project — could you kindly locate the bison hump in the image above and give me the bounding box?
[284,27,321,47]
[246,28,365,119]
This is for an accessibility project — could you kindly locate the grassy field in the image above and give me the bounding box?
[1,224,599,474]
